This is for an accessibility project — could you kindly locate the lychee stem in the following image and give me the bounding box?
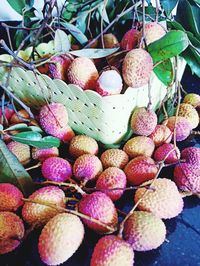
[155,0,159,22]
[190,130,200,136]
[26,162,41,171]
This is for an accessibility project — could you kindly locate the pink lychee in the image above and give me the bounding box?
[121,28,140,51]
[32,147,59,162]
[153,143,180,164]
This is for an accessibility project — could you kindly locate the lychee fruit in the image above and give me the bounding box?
[41,157,72,182]
[183,93,200,108]
[153,143,180,164]
[95,69,123,96]
[7,141,31,165]
[90,235,134,266]
[0,107,14,124]
[32,147,59,162]
[178,103,199,129]
[0,183,23,212]
[134,178,184,219]
[130,107,157,136]
[124,156,158,185]
[100,148,129,169]
[78,191,118,234]
[10,109,30,124]
[96,167,127,201]
[69,135,98,158]
[0,212,24,255]
[122,48,153,88]
[123,136,155,158]
[22,186,65,226]
[165,116,191,141]
[102,33,119,48]
[123,211,166,251]
[38,213,84,266]
[121,28,140,51]
[181,147,200,165]
[149,124,172,146]
[139,22,166,46]
[73,154,103,183]
[67,57,99,90]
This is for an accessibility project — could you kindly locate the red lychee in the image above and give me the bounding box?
[32,147,59,162]
[121,28,140,51]
[153,143,180,164]
[149,124,172,146]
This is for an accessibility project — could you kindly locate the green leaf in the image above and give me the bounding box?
[0,139,34,196]
[154,59,174,86]
[158,98,176,123]
[54,29,71,53]
[182,47,200,77]
[0,124,4,131]
[148,30,189,63]
[160,0,179,16]
[7,0,26,15]
[5,123,28,131]
[69,47,119,58]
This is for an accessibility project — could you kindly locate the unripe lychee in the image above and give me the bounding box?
[0,212,24,255]
[123,211,166,251]
[67,57,99,90]
[38,213,84,266]
[130,107,157,136]
[96,167,127,201]
[32,147,59,162]
[181,147,200,165]
[69,135,98,158]
[95,70,123,96]
[90,235,134,266]
[103,33,119,48]
[100,148,129,169]
[73,154,103,183]
[123,136,155,158]
[149,124,172,146]
[153,143,180,164]
[7,141,31,165]
[178,103,199,129]
[139,22,166,46]
[122,48,153,88]
[41,157,72,182]
[78,192,118,234]
[0,183,23,212]
[134,178,184,219]
[10,109,30,124]
[165,116,191,141]
[121,28,140,51]
[124,156,158,185]
[183,93,200,108]
[22,186,65,225]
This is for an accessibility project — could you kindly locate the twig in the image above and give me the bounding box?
[26,163,41,171]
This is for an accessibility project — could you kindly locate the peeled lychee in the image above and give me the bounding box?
[124,156,158,185]
[90,235,134,266]
[41,157,72,182]
[123,211,166,251]
[0,212,24,255]
[165,116,191,141]
[131,107,157,136]
[96,167,127,201]
[73,154,103,183]
[121,28,140,51]
[178,103,199,129]
[134,178,184,219]
[67,57,99,90]
[95,69,123,96]
[149,124,172,146]
[123,136,155,158]
[103,33,119,48]
[78,192,118,234]
[10,109,30,124]
[153,143,180,164]
[38,213,84,266]
[122,48,153,88]
[7,141,31,165]
[181,147,200,165]
[183,93,200,108]
[69,135,98,158]
[22,186,65,225]
[139,22,166,46]
[32,147,59,162]
[100,148,129,169]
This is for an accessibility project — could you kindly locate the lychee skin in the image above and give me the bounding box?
[95,70,123,96]
[7,141,31,165]
[124,156,158,185]
[69,135,99,158]
[0,107,14,124]
[67,57,99,90]
[10,109,30,124]
[174,163,200,193]
[90,235,134,266]
[153,143,180,164]
[183,93,200,108]
[96,167,127,201]
[140,22,166,46]
[123,211,166,251]
[100,149,129,169]
[123,136,155,158]
[38,213,84,266]
[165,116,192,141]
[42,157,72,182]
[0,212,24,255]
[73,154,103,183]
[181,147,200,165]
[32,147,59,162]
[149,124,172,146]
[122,48,153,88]
[22,186,65,226]
[78,192,118,234]
[134,178,184,219]
[0,183,23,212]
[131,107,157,136]
[178,103,199,129]
[121,28,140,51]
[103,34,119,48]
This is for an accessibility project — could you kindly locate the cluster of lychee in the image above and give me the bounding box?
[1,92,199,266]
[37,22,167,96]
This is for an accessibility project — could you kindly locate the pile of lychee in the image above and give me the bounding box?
[0,89,199,266]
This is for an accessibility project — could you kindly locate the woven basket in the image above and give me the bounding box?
[0,42,186,145]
